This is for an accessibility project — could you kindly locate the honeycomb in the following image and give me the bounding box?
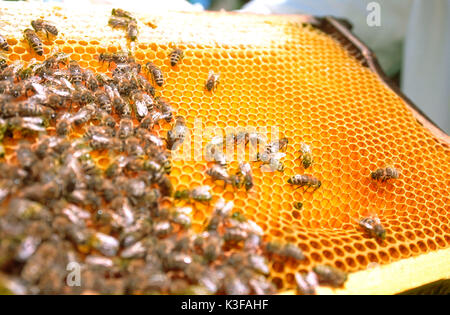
[0,3,449,293]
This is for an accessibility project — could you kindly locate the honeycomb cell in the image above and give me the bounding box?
[0,3,449,293]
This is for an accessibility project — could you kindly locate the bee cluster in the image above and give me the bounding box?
[0,7,406,295]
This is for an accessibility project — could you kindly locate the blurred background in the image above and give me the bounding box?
[2,0,449,133]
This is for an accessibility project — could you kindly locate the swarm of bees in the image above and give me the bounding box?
[108,8,138,41]
[0,7,406,295]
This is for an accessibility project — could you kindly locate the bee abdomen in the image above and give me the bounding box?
[170,48,184,66]
[44,24,58,36]
[24,29,43,56]
[146,63,163,87]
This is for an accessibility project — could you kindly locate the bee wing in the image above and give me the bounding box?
[31,82,46,96]
[61,77,75,91]
[104,85,115,100]
[135,99,149,117]
[271,152,286,160]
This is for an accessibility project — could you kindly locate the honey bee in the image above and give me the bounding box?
[135,74,155,97]
[257,151,285,172]
[0,101,54,118]
[295,271,318,295]
[169,48,184,67]
[265,137,288,154]
[312,265,348,288]
[31,19,58,38]
[279,243,305,260]
[174,186,212,203]
[99,51,131,66]
[83,70,99,91]
[105,84,130,117]
[95,73,114,86]
[68,60,83,85]
[55,113,71,136]
[359,215,386,240]
[42,51,69,69]
[207,164,231,184]
[238,162,253,191]
[95,90,112,114]
[6,116,47,133]
[298,142,313,169]
[111,8,136,21]
[127,20,138,41]
[7,80,35,98]
[0,34,9,51]
[371,166,399,182]
[166,116,187,150]
[16,142,37,169]
[108,16,130,29]
[145,62,163,87]
[71,103,96,125]
[23,29,43,56]
[288,174,321,191]
[205,70,219,92]
[156,97,173,122]
[118,118,134,139]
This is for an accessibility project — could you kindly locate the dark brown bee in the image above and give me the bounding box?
[42,51,69,69]
[23,29,43,56]
[156,97,173,122]
[68,60,83,85]
[127,20,138,41]
[371,166,399,182]
[96,72,114,86]
[298,142,313,169]
[71,103,96,125]
[205,70,219,92]
[108,16,130,29]
[55,114,71,136]
[94,90,112,114]
[131,90,154,120]
[7,80,34,98]
[105,85,130,117]
[288,174,321,191]
[207,164,231,184]
[96,110,116,129]
[145,62,163,87]
[169,48,184,67]
[359,215,386,240]
[83,70,99,91]
[135,74,155,97]
[118,118,134,139]
[99,51,130,65]
[111,8,136,21]
[238,162,253,191]
[31,19,58,38]
[0,101,54,118]
[166,116,187,150]
[0,34,10,51]
[312,265,348,288]
[174,186,212,203]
